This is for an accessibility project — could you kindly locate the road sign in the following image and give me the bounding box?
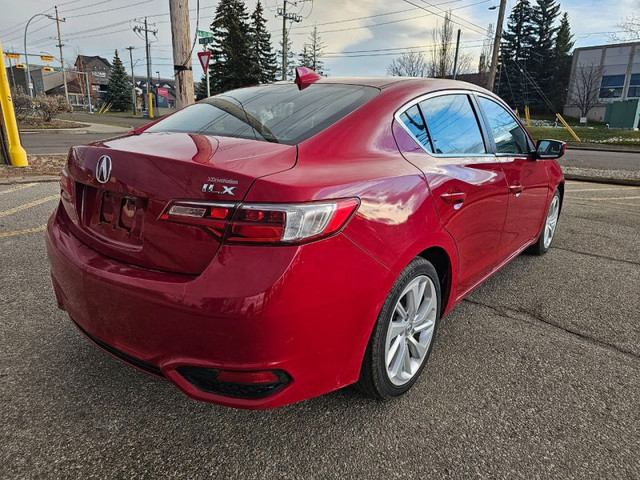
[197,29,213,38]
[55,67,65,72]
[5,52,20,60]
[198,37,213,45]
[40,55,54,62]
[198,51,211,73]
[198,51,212,98]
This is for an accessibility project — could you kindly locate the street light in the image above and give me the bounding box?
[24,12,56,97]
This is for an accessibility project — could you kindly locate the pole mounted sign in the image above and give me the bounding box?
[197,51,212,98]
[40,55,54,62]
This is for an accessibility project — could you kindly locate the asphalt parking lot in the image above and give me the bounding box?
[1,180,639,478]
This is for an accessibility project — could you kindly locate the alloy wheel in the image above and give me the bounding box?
[384,275,437,386]
[543,195,560,249]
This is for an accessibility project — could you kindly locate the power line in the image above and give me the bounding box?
[400,0,486,35]
[65,0,156,19]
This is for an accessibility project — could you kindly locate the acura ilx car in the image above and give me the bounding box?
[46,68,565,409]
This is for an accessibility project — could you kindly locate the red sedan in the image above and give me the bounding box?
[46,69,565,409]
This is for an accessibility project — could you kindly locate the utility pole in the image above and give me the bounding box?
[126,46,137,115]
[169,0,195,108]
[133,18,157,118]
[452,29,461,80]
[276,0,311,81]
[487,0,507,92]
[54,6,69,105]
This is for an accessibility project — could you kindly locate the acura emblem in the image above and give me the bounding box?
[96,155,112,184]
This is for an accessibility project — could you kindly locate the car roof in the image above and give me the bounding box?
[308,76,490,94]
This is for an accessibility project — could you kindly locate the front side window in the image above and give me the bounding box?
[600,74,626,98]
[146,84,378,145]
[419,95,486,155]
[628,73,640,98]
[478,97,530,154]
[399,105,432,153]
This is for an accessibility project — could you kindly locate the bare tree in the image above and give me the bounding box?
[478,24,494,74]
[429,11,454,78]
[426,10,473,78]
[608,13,640,42]
[387,50,428,77]
[569,62,604,118]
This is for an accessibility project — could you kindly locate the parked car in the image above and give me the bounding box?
[46,68,565,409]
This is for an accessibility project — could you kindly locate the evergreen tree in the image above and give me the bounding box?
[498,0,535,107]
[529,0,561,107]
[551,12,574,109]
[302,26,326,75]
[250,0,278,83]
[105,50,131,111]
[298,45,313,70]
[276,34,296,80]
[195,74,209,100]
[209,0,258,94]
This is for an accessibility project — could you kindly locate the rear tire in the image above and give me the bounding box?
[528,189,561,256]
[355,257,441,399]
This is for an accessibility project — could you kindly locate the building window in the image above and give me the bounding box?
[599,74,626,99]
[628,74,640,98]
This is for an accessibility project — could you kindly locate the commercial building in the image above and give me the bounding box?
[564,41,640,123]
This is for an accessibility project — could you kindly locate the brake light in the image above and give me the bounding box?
[159,198,359,244]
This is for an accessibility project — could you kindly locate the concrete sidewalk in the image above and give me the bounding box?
[20,122,131,136]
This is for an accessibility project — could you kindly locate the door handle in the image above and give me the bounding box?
[509,184,523,196]
[440,191,467,205]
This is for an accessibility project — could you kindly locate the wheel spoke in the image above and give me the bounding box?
[389,338,406,377]
[394,302,409,322]
[402,340,413,375]
[407,335,428,359]
[415,293,435,325]
[413,318,434,334]
[388,320,407,339]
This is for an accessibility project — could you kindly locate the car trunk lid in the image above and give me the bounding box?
[59,132,297,274]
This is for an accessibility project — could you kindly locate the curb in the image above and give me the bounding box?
[21,128,91,135]
[0,175,60,184]
[567,146,640,154]
[563,173,640,186]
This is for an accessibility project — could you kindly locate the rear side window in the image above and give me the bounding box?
[419,94,486,155]
[478,97,530,154]
[399,105,433,153]
[146,84,378,145]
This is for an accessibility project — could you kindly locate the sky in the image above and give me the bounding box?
[0,0,637,81]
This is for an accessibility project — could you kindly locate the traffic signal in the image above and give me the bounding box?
[43,66,54,72]
[16,63,27,69]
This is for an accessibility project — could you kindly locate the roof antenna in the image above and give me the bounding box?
[294,67,322,90]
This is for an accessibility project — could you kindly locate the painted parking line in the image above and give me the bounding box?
[0,195,59,218]
[566,195,640,201]
[0,225,47,238]
[0,183,37,196]
[568,187,640,192]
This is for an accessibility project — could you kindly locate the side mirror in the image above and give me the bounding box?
[536,139,566,160]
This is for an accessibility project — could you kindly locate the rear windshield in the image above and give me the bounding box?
[145,84,378,145]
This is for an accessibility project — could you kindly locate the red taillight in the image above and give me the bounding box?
[159,198,359,244]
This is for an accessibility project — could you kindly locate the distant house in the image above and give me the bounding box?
[135,77,176,109]
[75,55,111,107]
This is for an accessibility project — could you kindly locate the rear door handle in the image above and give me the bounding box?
[509,184,523,196]
[440,192,467,205]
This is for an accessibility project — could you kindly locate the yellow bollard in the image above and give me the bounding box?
[555,113,581,142]
[148,93,154,119]
[0,43,28,167]
[524,105,531,127]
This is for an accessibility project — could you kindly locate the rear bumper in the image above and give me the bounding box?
[46,205,391,409]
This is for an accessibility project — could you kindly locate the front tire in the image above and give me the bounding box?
[528,189,561,255]
[355,257,441,399]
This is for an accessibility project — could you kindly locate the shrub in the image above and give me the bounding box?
[34,94,72,122]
